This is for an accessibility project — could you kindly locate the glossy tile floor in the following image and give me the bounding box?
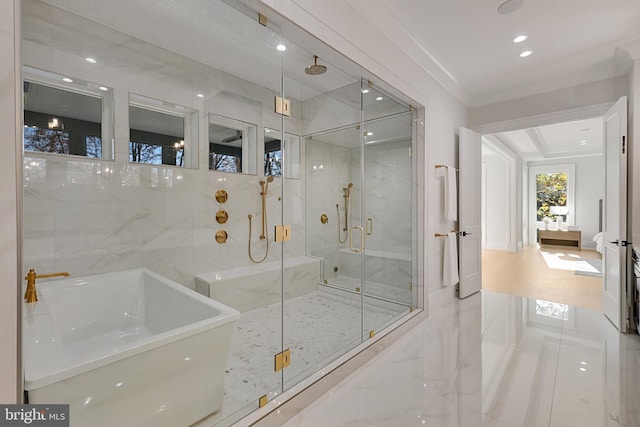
[282,291,640,426]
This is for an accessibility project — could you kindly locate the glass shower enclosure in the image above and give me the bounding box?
[19,0,422,425]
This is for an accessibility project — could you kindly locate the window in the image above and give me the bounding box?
[23,68,113,160]
[129,93,197,168]
[528,164,575,243]
[24,126,70,154]
[536,172,567,221]
[264,143,282,177]
[264,128,300,179]
[209,114,256,174]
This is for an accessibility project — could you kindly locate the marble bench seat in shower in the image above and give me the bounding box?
[338,248,412,287]
[195,256,321,312]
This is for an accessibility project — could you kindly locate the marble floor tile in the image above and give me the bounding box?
[195,288,408,426]
[279,291,640,427]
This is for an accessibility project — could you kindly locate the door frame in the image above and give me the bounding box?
[470,101,630,322]
[471,102,614,250]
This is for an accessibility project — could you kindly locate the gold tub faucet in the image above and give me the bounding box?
[24,269,70,303]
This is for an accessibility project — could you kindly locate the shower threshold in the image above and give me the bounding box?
[195,286,408,427]
[320,274,412,306]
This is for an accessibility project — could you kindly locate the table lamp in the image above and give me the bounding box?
[549,206,569,229]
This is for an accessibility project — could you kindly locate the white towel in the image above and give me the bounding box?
[443,232,459,287]
[444,167,457,221]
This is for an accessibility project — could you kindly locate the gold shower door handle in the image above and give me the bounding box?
[349,226,364,254]
[366,218,373,235]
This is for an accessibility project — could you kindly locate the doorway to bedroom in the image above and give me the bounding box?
[479,116,604,310]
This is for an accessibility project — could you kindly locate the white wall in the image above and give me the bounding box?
[482,146,510,250]
[469,76,629,127]
[0,0,20,404]
[528,156,604,248]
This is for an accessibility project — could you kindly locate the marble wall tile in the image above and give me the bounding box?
[20,3,316,289]
[0,6,20,402]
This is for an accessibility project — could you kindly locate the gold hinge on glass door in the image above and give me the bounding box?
[274,348,291,372]
[259,395,268,408]
[274,96,291,117]
[274,224,291,242]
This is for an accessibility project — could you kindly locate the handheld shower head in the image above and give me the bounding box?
[343,182,354,197]
[264,175,275,194]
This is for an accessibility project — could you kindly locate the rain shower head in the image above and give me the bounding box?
[305,55,327,75]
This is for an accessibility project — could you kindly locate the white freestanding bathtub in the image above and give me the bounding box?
[23,268,240,427]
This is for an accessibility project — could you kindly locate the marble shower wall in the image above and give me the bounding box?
[363,140,413,257]
[21,2,308,290]
[305,138,413,287]
[305,140,353,280]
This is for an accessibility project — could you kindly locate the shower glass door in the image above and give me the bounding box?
[283,72,365,389]
[361,86,416,335]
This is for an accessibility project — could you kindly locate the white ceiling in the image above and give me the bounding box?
[488,117,604,162]
[33,0,367,103]
[349,0,640,107]
[344,0,639,161]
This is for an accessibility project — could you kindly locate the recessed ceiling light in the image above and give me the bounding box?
[276,44,287,52]
[376,96,383,101]
[498,0,523,14]
[98,86,109,91]
[519,50,532,58]
[196,93,205,98]
[62,77,73,83]
[366,131,374,136]
[85,57,97,64]
[361,89,370,94]
[513,35,527,43]
[580,140,587,146]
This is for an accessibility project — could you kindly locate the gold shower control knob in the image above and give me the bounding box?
[215,230,228,244]
[320,214,328,224]
[215,189,228,204]
[216,210,229,224]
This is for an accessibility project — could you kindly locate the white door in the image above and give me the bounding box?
[602,97,628,332]
[459,127,482,298]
